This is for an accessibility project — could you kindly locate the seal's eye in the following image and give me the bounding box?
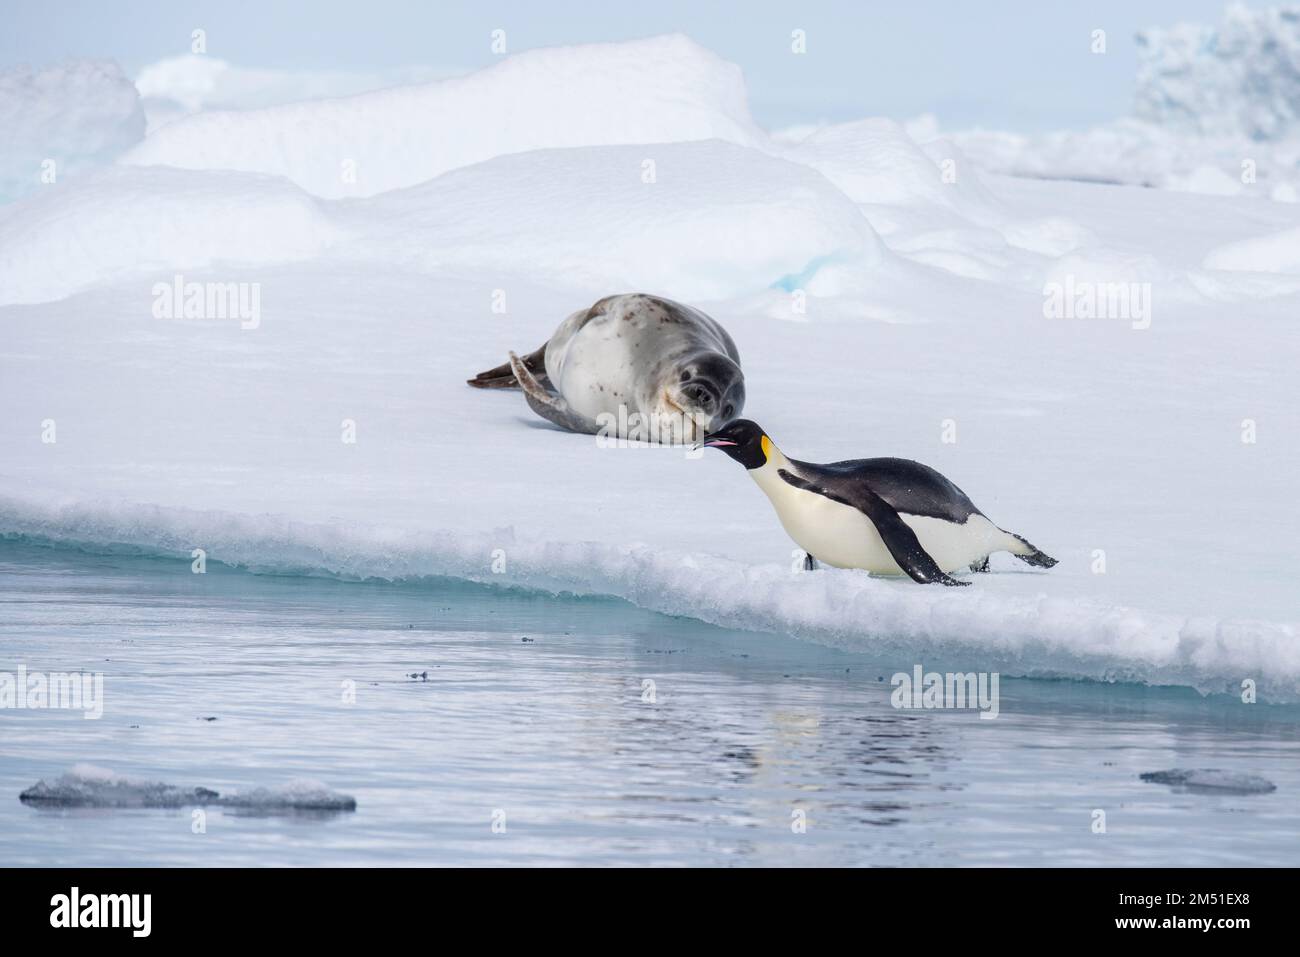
[680,369,691,382]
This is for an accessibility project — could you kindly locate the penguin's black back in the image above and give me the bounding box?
[786,457,984,524]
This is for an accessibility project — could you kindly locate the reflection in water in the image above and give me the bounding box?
[1,540,1298,866]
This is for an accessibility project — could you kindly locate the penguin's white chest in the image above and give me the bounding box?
[755,471,1001,575]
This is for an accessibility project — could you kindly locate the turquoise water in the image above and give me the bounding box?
[1,540,1297,866]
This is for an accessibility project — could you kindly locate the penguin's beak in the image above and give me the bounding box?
[701,438,737,448]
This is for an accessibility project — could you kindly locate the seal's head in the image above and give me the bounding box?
[660,352,745,443]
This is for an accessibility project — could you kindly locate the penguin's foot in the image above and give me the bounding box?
[969,556,990,573]
[803,553,819,571]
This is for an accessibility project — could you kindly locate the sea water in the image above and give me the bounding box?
[1,539,1297,866]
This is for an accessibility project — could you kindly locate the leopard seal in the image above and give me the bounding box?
[468,293,745,444]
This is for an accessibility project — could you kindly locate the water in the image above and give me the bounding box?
[1,540,1297,866]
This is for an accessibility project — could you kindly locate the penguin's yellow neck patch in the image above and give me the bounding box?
[761,435,772,462]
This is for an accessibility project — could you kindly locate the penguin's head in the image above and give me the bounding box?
[701,419,771,470]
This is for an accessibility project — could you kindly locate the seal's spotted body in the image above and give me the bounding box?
[469,294,745,444]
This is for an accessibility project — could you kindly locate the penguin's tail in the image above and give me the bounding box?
[467,343,549,390]
[1001,530,1058,569]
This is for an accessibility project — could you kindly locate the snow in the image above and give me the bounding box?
[1203,226,1300,275]
[121,35,765,198]
[946,116,1300,202]
[0,166,345,306]
[0,142,876,308]
[346,141,883,302]
[2,33,1299,701]
[134,54,458,132]
[782,120,1003,225]
[0,59,145,205]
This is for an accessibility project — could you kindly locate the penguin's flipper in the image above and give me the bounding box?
[508,351,601,435]
[468,344,549,390]
[854,494,970,587]
[778,470,969,587]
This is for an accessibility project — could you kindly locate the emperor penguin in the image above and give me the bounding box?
[702,420,1056,586]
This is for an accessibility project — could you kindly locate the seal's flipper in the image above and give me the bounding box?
[778,470,969,586]
[508,351,601,435]
[467,344,549,390]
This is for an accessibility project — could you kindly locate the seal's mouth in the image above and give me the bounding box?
[664,390,713,422]
[662,390,714,443]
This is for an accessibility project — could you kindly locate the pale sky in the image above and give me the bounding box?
[1,0,1262,132]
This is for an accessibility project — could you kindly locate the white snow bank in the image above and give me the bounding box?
[1135,4,1300,140]
[782,119,1002,224]
[0,140,880,307]
[2,498,1297,702]
[348,140,885,301]
[949,120,1179,187]
[122,34,765,198]
[134,54,457,131]
[1000,217,1097,258]
[0,166,346,306]
[0,59,145,204]
[19,764,357,810]
[1203,226,1300,275]
[949,118,1300,202]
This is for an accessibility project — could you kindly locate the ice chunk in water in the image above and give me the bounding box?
[1140,768,1277,795]
[19,765,357,812]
